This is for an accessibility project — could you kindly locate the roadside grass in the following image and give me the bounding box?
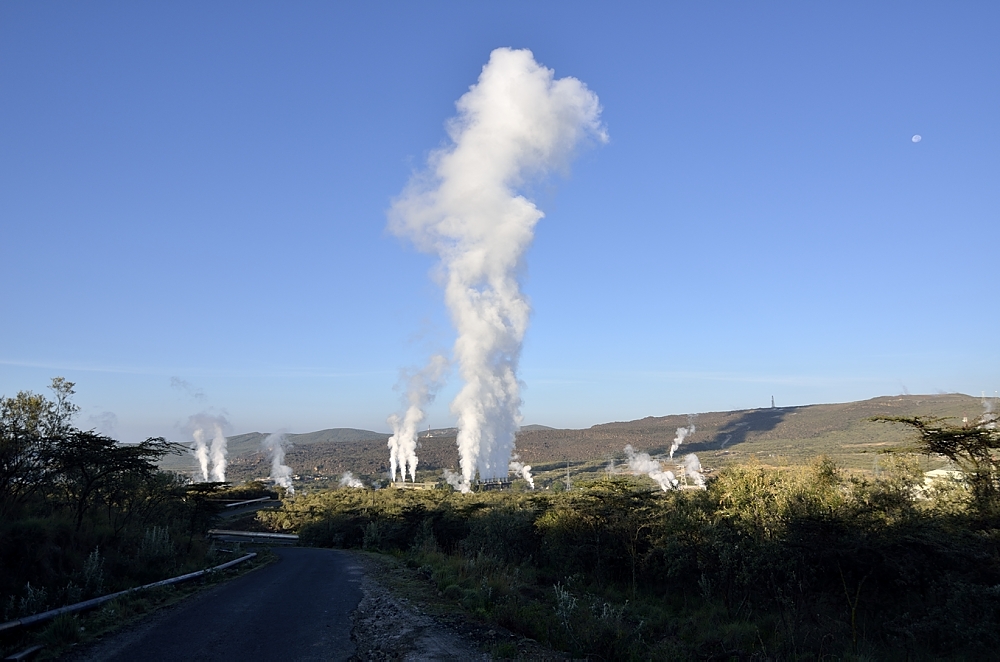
[355,550,567,660]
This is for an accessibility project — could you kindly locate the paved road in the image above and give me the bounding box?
[73,548,364,662]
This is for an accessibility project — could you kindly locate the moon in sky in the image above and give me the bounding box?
[912,134,922,143]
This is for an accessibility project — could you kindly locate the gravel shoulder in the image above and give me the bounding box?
[348,552,564,661]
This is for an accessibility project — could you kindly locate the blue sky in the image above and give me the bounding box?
[2,2,998,442]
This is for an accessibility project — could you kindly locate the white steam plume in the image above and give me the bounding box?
[669,423,696,460]
[262,431,294,494]
[186,413,230,482]
[390,48,605,489]
[387,354,449,483]
[442,469,464,491]
[981,395,998,429]
[509,454,534,489]
[680,453,706,488]
[339,472,364,489]
[623,444,678,491]
[210,429,227,481]
[192,430,209,481]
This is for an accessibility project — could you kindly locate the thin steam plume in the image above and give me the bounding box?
[981,397,998,430]
[387,354,449,482]
[262,431,294,494]
[623,444,678,491]
[390,48,605,490]
[186,413,230,482]
[211,430,227,481]
[669,421,696,460]
[193,430,209,481]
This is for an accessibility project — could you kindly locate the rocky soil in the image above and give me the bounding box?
[348,553,564,661]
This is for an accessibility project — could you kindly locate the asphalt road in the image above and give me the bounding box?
[72,547,364,662]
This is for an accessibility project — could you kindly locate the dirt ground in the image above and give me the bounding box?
[348,552,565,661]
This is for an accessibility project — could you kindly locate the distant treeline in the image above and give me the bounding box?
[261,416,1000,660]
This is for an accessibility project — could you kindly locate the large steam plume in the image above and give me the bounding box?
[623,444,678,491]
[262,431,294,494]
[185,413,230,482]
[387,354,449,482]
[390,48,605,491]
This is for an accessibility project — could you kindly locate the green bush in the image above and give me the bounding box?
[260,455,1000,659]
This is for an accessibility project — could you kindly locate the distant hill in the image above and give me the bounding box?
[514,393,984,482]
[160,427,389,475]
[418,424,552,437]
[160,394,989,488]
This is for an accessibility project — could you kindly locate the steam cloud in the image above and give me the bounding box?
[442,469,464,491]
[387,354,449,483]
[339,472,364,489]
[262,431,294,494]
[669,422,696,459]
[390,48,605,491]
[509,454,534,488]
[680,453,705,488]
[623,444,678,491]
[185,413,229,482]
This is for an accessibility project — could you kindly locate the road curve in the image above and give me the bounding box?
[72,547,364,662]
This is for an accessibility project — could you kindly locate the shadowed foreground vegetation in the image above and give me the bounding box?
[0,379,273,658]
[260,420,1000,660]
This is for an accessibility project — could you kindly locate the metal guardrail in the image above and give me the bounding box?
[2,644,43,661]
[222,497,274,508]
[0,553,257,634]
[207,529,299,541]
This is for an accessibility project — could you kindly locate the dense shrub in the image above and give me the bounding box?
[261,455,1000,659]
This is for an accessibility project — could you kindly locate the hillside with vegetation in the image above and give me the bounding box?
[255,407,1000,659]
[165,394,986,490]
[7,379,998,659]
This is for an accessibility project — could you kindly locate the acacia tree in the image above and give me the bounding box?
[104,469,187,538]
[0,391,49,515]
[2,378,188,528]
[47,432,180,531]
[876,416,1000,512]
[0,378,77,515]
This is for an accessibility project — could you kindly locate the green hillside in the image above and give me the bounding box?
[519,393,984,485]
[161,394,989,487]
